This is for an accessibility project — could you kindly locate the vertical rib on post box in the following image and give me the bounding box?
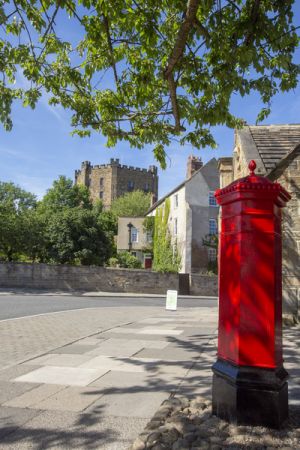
[212,160,291,429]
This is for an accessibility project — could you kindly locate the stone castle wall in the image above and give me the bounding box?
[75,159,158,208]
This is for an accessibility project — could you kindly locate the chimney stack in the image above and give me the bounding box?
[186,155,203,179]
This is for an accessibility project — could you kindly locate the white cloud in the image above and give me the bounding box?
[0,145,40,163]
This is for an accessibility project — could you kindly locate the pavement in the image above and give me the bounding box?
[0,294,299,449]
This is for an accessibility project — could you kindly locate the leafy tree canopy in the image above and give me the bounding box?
[0,182,37,260]
[111,190,151,217]
[1,1,299,166]
[39,175,92,211]
[42,207,114,265]
[0,181,37,212]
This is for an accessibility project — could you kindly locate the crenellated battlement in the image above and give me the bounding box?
[78,159,157,175]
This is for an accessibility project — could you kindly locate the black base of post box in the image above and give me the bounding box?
[212,359,289,429]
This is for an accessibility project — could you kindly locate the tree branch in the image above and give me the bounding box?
[167,74,182,131]
[164,0,201,79]
[164,0,201,131]
[244,0,261,46]
[102,14,119,86]
[41,3,60,41]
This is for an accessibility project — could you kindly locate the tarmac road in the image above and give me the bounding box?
[0,293,218,320]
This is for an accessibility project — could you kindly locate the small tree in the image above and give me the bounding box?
[44,208,114,265]
[111,190,151,217]
[108,251,142,269]
[39,176,92,213]
[0,182,37,261]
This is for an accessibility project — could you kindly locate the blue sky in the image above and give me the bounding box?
[1,7,300,200]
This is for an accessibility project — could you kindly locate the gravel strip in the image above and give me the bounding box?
[129,395,300,450]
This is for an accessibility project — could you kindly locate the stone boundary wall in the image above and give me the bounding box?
[0,263,218,296]
[189,274,218,296]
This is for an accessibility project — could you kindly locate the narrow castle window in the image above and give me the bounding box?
[100,177,104,187]
[100,191,104,199]
[128,180,135,191]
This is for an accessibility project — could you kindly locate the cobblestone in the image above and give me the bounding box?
[130,395,300,450]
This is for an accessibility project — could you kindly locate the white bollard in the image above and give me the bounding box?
[166,290,178,311]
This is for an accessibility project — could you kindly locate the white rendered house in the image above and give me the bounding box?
[147,157,219,273]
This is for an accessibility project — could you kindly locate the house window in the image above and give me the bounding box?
[174,194,178,208]
[131,227,138,242]
[174,218,178,235]
[99,191,104,199]
[208,248,217,261]
[146,230,152,243]
[209,191,217,206]
[209,219,217,235]
[100,177,104,187]
[128,180,135,191]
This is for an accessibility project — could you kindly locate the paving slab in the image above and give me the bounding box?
[0,410,148,450]
[26,354,92,368]
[0,406,41,440]
[31,386,104,412]
[101,332,170,341]
[128,357,194,377]
[14,366,110,387]
[79,356,125,371]
[137,328,184,335]
[84,390,168,418]
[108,328,140,334]
[48,344,99,355]
[133,346,206,360]
[3,384,67,409]
[75,337,107,346]
[89,370,152,389]
[85,339,145,357]
[0,382,40,406]
[0,365,41,382]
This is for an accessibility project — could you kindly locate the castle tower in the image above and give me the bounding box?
[75,159,159,209]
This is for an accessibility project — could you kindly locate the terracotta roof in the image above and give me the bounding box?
[248,124,300,172]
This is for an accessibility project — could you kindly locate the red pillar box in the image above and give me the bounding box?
[212,160,291,428]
